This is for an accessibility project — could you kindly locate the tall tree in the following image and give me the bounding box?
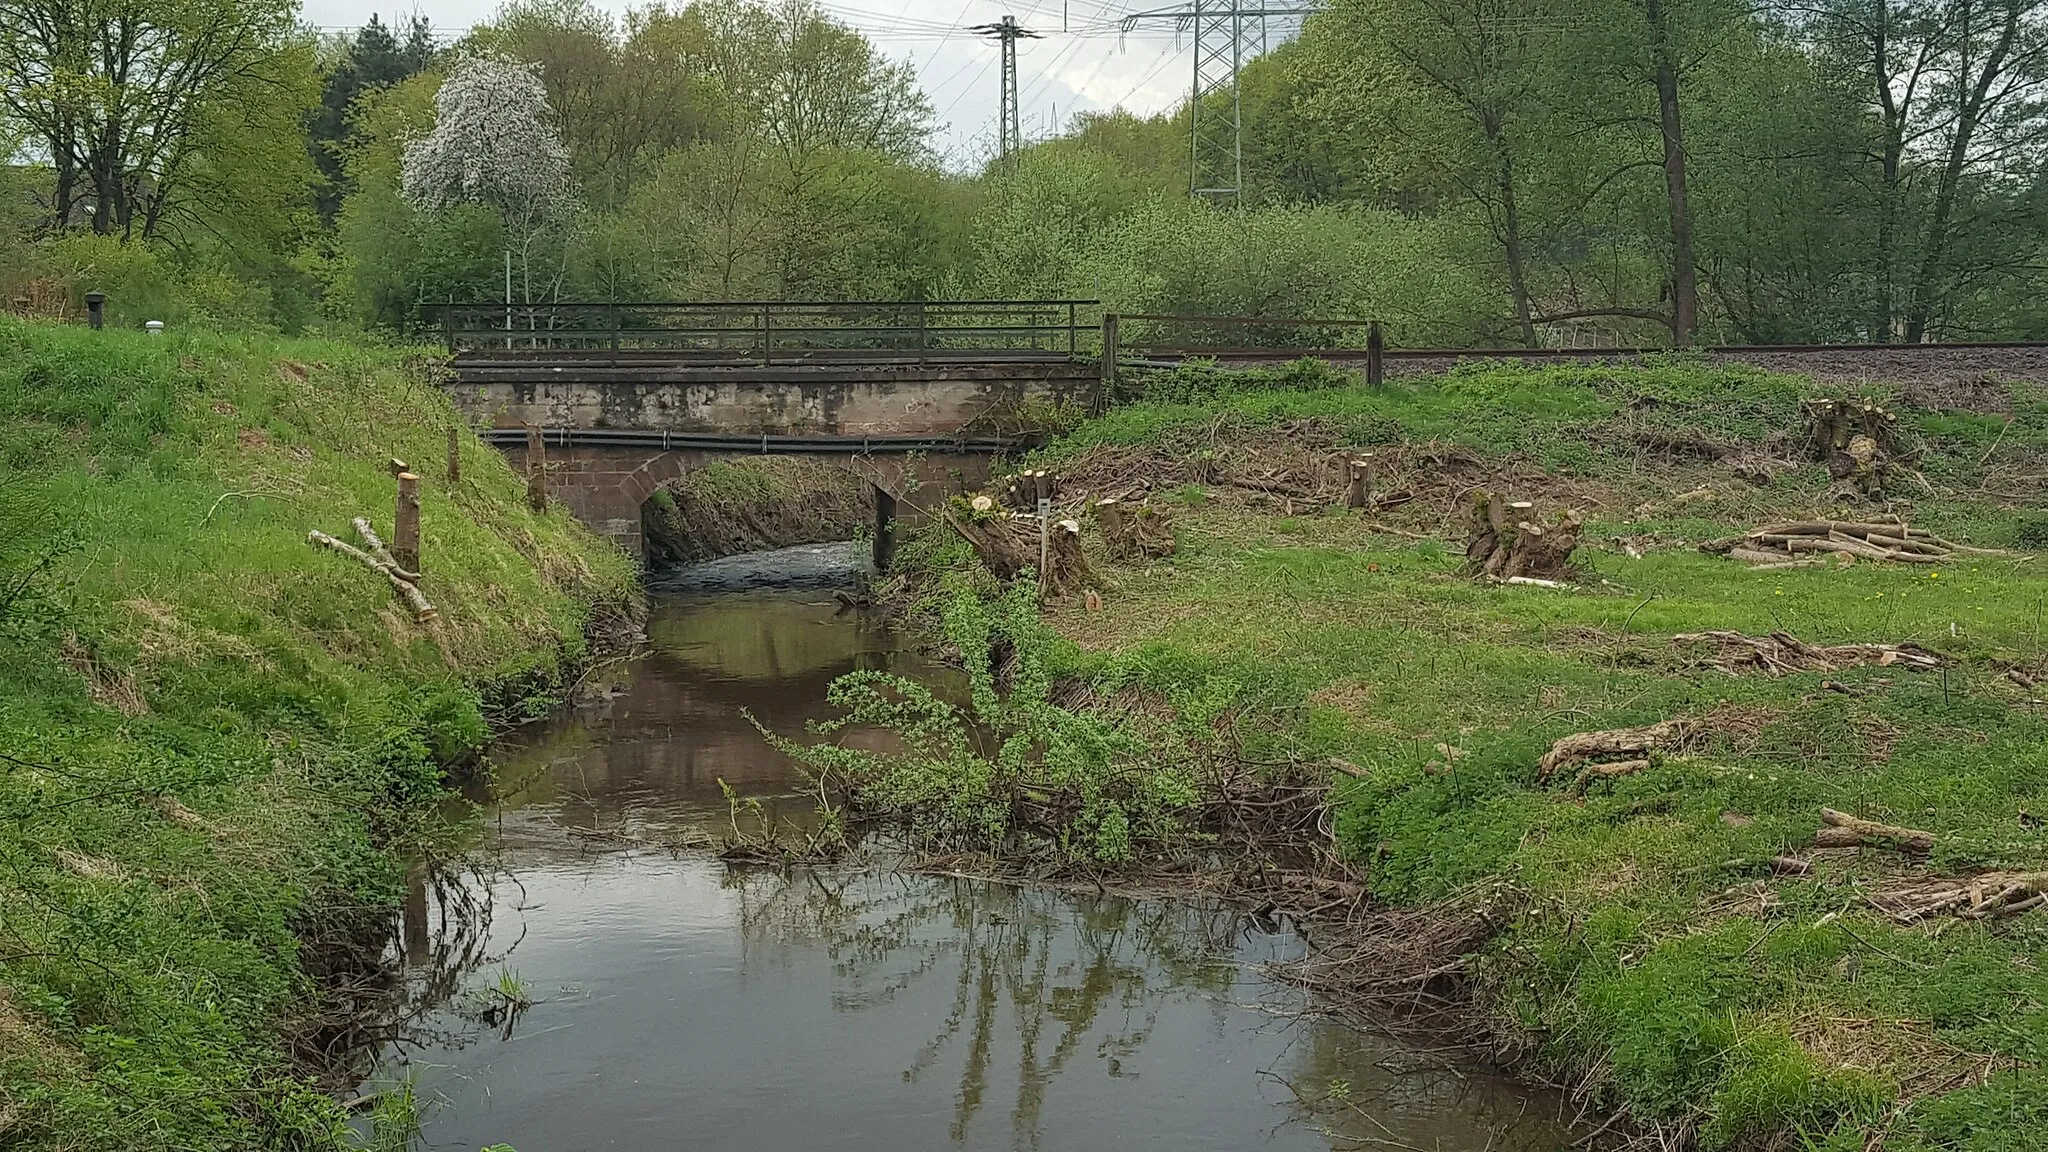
[0,0,309,238]
[310,14,436,223]
[402,52,574,304]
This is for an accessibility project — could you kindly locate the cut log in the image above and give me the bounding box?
[1816,807,1935,853]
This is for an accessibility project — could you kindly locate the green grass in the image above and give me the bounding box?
[0,318,632,1148]
[895,360,2048,1149]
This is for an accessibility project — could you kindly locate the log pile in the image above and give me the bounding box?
[1094,497,1176,560]
[1464,490,1585,582]
[1802,397,1899,498]
[1535,719,1692,791]
[1702,519,2004,568]
[1673,630,1946,675]
[309,517,436,622]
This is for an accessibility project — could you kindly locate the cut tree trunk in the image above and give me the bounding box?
[1466,490,1583,581]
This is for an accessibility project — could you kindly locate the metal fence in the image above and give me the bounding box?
[428,300,1102,361]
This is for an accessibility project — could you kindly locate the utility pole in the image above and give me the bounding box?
[972,15,1040,169]
[1122,3,1322,200]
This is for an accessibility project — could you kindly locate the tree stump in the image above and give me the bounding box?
[1096,498,1176,560]
[1465,490,1583,581]
[1802,398,1899,498]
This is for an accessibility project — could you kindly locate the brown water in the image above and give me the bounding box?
[369,550,1574,1151]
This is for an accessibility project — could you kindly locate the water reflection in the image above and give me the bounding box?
[369,580,1570,1151]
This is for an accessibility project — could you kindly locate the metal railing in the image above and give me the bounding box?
[428,300,1102,362]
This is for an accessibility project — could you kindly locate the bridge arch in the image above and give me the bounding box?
[500,437,999,568]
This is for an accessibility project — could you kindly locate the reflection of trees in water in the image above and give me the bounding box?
[727,869,1250,1149]
[380,857,514,1056]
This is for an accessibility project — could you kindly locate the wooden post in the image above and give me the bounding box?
[445,426,461,485]
[1098,313,1120,413]
[524,424,548,513]
[1366,320,1385,389]
[872,486,897,572]
[394,472,421,574]
[1345,455,1375,509]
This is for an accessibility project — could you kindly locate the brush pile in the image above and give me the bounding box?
[1701,518,2002,567]
[1867,871,2046,922]
[1464,489,1585,582]
[1673,630,1946,675]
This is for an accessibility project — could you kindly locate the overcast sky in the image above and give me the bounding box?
[298,0,1246,168]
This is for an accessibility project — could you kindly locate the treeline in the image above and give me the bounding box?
[2,0,2043,345]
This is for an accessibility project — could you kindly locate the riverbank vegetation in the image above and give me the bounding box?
[643,458,868,568]
[832,357,2048,1148]
[0,317,631,1147]
[5,0,2047,345]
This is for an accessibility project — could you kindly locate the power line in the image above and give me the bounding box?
[1119,2,1324,199]
[970,15,1043,168]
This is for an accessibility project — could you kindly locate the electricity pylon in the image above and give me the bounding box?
[1122,3,1322,200]
[972,15,1040,168]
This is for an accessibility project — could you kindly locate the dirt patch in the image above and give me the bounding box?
[645,457,869,567]
[1792,1014,2021,1102]
[59,633,148,717]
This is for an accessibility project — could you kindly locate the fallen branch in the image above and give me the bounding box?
[1814,807,1935,854]
[1673,630,1945,676]
[350,517,421,582]
[309,528,437,622]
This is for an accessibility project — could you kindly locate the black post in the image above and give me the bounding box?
[872,486,897,572]
[442,300,454,351]
[1366,320,1385,389]
[760,304,772,367]
[1067,301,1078,358]
[84,291,105,330]
[1098,313,1120,414]
[609,301,620,354]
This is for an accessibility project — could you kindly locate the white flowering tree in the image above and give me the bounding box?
[402,52,574,307]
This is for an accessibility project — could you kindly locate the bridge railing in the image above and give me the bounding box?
[428,300,1103,361]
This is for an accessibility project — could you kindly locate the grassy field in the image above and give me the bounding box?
[0,318,632,1148]
[873,358,2048,1149]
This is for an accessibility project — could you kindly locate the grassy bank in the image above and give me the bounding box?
[0,318,633,1148]
[842,358,2048,1149]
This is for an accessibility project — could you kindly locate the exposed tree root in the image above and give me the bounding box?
[1672,630,1946,675]
[1536,719,1692,785]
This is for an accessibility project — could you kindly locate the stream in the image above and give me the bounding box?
[365,543,1574,1151]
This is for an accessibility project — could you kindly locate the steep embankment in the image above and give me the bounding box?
[850,359,2048,1150]
[0,319,633,1148]
[643,457,870,567]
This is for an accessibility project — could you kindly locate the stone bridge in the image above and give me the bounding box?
[446,323,1102,565]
